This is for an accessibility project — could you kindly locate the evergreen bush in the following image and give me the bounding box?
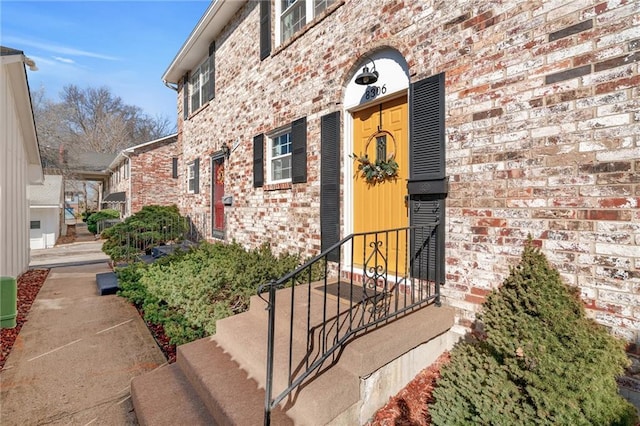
[117,241,303,345]
[101,205,187,261]
[86,209,120,234]
[430,240,637,426]
[81,210,95,222]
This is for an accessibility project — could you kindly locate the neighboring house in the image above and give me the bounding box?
[29,175,65,249]
[0,46,43,278]
[70,152,117,217]
[63,180,84,223]
[163,1,639,347]
[43,147,116,221]
[103,133,180,217]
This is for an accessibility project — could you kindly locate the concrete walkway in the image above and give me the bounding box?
[1,225,166,425]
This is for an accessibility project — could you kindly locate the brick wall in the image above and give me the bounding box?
[129,137,180,214]
[175,0,639,344]
[107,162,129,195]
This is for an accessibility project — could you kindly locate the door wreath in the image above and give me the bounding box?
[351,129,399,184]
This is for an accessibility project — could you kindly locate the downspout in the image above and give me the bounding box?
[122,151,133,218]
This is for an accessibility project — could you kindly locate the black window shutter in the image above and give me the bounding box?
[260,0,271,61]
[253,134,264,188]
[183,74,189,120]
[410,197,445,283]
[194,158,200,194]
[409,72,446,283]
[320,111,340,262]
[207,41,215,101]
[172,157,178,179]
[409,72,445,183]
[291,117,307,183]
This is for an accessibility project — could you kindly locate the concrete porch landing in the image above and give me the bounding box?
[131,287,455,425]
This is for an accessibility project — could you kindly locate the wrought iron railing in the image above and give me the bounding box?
[101,217,192,263]
[258,224,441,425]
[96,218,121,234]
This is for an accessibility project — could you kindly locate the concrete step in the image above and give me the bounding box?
[133,282,455,426]
[339,303,455,377]
[247,283,454,377]
[130,363,216,426]
[177,337,293,425]
[248,282,386,358]
[215,311,361,425]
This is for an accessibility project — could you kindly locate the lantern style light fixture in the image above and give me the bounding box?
[355,58,379,85]
[221,141,231,159]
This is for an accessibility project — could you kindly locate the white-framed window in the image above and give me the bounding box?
[267,129,293,183]
[276,0,336,45]
[190,54,214,113]
[187,162,196,193]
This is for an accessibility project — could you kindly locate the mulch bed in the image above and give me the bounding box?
[134,306,177,364]
[0,269,50,371]
[367,351,450,425]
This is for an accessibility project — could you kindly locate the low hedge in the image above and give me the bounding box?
[116,241,302,345]
[101,205,187,261]
[86,209,120,234]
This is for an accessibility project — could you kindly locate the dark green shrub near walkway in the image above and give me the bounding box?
[117,241,302,346]
[102,205,187,261]
[86,209,120,234]
[429,240,637,426]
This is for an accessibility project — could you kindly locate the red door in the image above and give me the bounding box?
[212,158,225,236]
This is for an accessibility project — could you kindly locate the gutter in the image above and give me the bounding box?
[164,80,178,91]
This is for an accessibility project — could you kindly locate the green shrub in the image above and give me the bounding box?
[86,209,120,234]
[102,205,187,261]
[82,210,95,222]
[115,262,149,306]
[117,241,303,346]
[430,240,637,426]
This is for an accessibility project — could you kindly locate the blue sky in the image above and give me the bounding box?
[1,1,211,127]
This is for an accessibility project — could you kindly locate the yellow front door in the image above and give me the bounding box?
[352,96,408,275]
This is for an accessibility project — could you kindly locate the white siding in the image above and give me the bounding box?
[0,54,42,278]
[29,208,59,249]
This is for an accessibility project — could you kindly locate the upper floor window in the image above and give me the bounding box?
[277,0,336,44]
[190,58,212,112]
[187,42,215,116]
[267,129,292,183]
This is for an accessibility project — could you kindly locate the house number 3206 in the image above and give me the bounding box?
[365,84,387,100]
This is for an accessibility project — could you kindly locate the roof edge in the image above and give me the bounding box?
[108,133,178,170]
[162,0,247,84]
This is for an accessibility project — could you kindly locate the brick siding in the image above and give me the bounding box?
[175,0,640,344]
[129,138,180,214]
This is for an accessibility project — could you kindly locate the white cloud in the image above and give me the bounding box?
[3,36,121,61]
[53,56,75,64]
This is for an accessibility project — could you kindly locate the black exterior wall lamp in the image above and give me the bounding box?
[221,141,231,159]
[355,58,379,85]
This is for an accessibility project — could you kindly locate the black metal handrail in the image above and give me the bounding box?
[258,224,441,425]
